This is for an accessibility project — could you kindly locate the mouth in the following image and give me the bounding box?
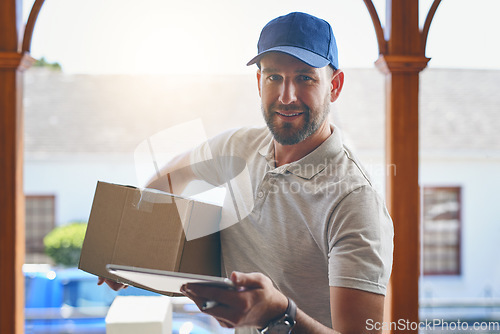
[276,111,304,117]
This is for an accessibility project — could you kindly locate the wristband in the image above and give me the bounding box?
[259,297,297,334]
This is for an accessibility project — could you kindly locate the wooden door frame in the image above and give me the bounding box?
[363,1,442,331]
[0,1,45,333]
[1,1,441,332]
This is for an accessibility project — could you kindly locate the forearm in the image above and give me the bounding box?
[146,150,196,194]
[292,308,340,334]
[288,287,385,334]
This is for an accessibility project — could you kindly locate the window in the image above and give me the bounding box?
[422,187,461,275]
[25,195,56,257]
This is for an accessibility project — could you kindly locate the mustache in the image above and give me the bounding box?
[270,103,308,113]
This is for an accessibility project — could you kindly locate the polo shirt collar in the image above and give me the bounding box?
[258,125,344,179]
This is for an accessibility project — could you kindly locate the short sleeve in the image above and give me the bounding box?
[327,185,394,295]
[189,128,242,185]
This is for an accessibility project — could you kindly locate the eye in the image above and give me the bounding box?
[299,75,313,81]
[268,74,282,81]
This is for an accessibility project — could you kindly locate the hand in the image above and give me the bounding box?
[180,271,288,329]
[97,276,128,291]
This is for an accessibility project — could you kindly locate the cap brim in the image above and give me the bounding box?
[246,46,331,69]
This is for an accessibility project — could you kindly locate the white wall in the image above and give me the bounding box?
[24,154,137,225]
[419,154,500,300]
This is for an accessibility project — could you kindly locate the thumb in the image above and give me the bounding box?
[231,271,267,289]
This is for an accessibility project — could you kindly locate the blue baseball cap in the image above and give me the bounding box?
[247,12,339,69]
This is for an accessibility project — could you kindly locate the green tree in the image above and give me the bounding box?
[33,56,62,71]
[44,222,87,267]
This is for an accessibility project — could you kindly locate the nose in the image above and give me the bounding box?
[278,79,297,105]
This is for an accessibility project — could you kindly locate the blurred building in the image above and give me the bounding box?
[24,67,500,322]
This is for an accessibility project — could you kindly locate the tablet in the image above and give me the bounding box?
[106,264,235,294]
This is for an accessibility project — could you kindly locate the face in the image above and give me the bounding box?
[257,52,341,146]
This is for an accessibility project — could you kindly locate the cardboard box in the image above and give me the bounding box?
[79,181,222,296]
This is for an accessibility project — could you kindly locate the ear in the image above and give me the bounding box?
[329,70,344,103]
[256,69,262,98]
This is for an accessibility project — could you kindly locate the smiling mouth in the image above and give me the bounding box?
[276,111,304,117]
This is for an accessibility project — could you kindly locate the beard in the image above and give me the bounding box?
[262,96,331,146]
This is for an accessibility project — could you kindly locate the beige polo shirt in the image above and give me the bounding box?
[191,126,394,330]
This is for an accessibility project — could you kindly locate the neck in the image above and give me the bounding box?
[273,121,332,167]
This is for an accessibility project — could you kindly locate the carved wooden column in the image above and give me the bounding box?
[363,0,441,332]
[0,0,44,332]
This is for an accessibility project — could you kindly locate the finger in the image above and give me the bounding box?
[96,277,126,291]
[106,280,126,291]
[183,283,223,301]
[184,283,234,302]
[180,285,209,309]
[181,285,242,322]
[199,302,242,324]
[216,318,234,328]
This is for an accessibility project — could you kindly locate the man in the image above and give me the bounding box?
[100,12,393,334]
